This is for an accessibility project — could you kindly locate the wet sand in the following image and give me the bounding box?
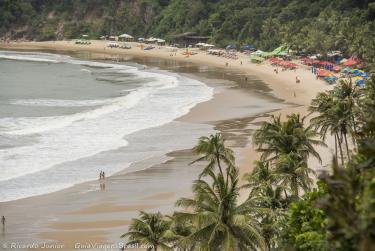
[0,42,334,250]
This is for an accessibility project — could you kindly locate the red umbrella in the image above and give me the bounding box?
[333,65,342,72]
[319,61,331,66]
[344,59,358,66]
[270,57,281,63]
[317,69,333,77]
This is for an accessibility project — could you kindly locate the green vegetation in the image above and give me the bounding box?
[1,0,374,64]
[121,76,375,250]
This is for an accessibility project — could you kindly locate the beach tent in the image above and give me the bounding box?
[260,45,289,58]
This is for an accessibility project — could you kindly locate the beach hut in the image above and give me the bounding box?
[155,39,166,46]
[171,32,210,47]
[109,36,118,41]
[119,34,134,42]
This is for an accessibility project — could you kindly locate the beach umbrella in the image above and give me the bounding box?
[319,61,331,66]
[251,50,263,56]
[324,76,338,82]
[340,58,348,64]
[341,67,352,73]
[333,65,342,72]
[317,69,333,77]
[344,58,358,66]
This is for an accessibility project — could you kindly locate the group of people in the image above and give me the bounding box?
[99,171,106,180]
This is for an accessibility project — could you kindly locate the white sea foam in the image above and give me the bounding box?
[0,51,214,202]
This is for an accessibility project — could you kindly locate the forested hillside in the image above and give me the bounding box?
[1,0,375,61]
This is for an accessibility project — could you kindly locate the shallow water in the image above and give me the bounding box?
[0,51,213,202]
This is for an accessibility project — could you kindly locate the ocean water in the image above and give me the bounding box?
[0,51,213,202]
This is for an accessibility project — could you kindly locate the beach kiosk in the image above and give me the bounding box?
[119,34,134,42]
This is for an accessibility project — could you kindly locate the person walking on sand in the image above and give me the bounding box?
[296,76,300,84]
[2,216,5,230]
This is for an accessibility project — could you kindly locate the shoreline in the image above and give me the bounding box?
[0,41,333,250]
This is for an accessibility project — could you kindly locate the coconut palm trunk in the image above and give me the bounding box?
[334,133,338,160]
[344,132,351,162]
[337,132,345,165]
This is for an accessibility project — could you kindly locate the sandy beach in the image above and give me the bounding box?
[0,40,333,250]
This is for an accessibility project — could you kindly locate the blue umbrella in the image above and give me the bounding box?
[242,44,255,50]
[356,79,365,86]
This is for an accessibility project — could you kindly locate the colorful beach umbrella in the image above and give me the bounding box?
[317,69,333,77]
[341,67,352,73]
[333,65,342,72]
[343,58,358,66]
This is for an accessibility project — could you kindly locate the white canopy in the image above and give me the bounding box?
[145,37,157,42]
[340,58,348,63]
[119,34,133,39]
[251,50,263,55]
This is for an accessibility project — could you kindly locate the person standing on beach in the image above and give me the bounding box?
[2,216,5,230]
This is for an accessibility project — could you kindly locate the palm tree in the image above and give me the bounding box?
[274,153,315,198]
[253,114,323,164]
[190,133,235,182]
[121,211,174,251]
[310,91,344,163]
[243,161,275,197]
[310,80,361,164]
[250,184,289,250]
[174,168,266,251]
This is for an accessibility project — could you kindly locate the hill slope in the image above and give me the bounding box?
[1,0,374,61]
